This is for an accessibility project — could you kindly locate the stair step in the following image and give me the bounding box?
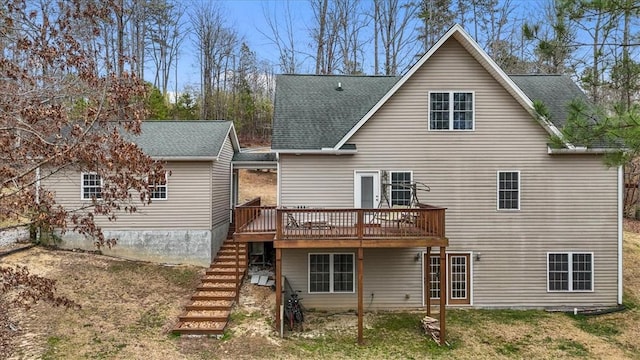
[214,262,247,268]
[191,291,236,300]
[197,284,236,291]
[173,321,227,335]
[216,254,245,260]
[185,304,231,311]
[202,275,237,283]
[179,310,229,322]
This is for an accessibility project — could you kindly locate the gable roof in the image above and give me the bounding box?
[124,120,240,160]
[272,24,588,151]
[272,75,399,150]
[333,24,568,150]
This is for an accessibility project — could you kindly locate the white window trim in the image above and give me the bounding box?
[308,252,356,294]
[428,90,475,131]
[546,252,595,293]
[148,172,168,201]
[388,170,413,207]
[496,170,521,211]
[80,172,103,200]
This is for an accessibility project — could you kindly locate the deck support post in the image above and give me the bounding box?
[275,248,282,331]
[235,241,240,303]
[439,247,446,345]
[357,247,364,345]
[426,247,431,317]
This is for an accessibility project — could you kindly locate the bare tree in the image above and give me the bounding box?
[148,0,187,98]
[336,0,369,74]
[375,0,419,75]
[418,0,455,51]
[311,0,330,74]
[190,2,238,119]
[260,0,300,74]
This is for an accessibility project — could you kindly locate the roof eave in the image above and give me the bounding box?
[274,148,358,155]
[231,161,278,169]
[152,156,219,161]
[547,146,618,154]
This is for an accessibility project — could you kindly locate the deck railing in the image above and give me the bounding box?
[234,205,446,240]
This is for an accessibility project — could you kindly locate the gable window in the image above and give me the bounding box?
[497,171,520,210]
[390,171,412,206]
[149,171,168,200]
[429,91,474,130]
[81,173,102,200]
[548,253,593,292]
[309,253,355,293]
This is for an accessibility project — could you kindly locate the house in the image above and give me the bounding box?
[234,25,622,342]
[41,120,240,267]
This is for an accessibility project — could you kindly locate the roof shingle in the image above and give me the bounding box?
[123,120,233,158]
[272,75,399,150]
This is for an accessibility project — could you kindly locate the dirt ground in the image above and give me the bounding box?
[238,170,276,206]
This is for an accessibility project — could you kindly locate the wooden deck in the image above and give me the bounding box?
[233,205,448,248]
[231,198,448,346]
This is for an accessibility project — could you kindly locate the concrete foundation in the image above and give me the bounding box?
[59,229,219,267]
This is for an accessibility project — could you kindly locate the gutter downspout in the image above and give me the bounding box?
[618,165,623,305]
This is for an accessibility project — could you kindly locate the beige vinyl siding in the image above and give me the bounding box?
[211,135,233,226]
[279,37,618,307]
[41,161,212,230]
[283,248,424,310]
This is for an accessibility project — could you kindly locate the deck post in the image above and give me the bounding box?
[426,247,431,317]
[439,247,446,345]
[235,241,240,303]
[275,248,282,331]
[357,246,364,345]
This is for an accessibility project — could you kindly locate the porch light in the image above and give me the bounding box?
[414,253,421,262]
[475,253,481,261]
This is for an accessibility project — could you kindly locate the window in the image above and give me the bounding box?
[81,173,102,200]
[429,91,474,130]
[429,256,440,300]
[390,171,412,206]
[548,253,593,292]
[149,171,168,200]
[309,253,355,293]
[497,171,520,210]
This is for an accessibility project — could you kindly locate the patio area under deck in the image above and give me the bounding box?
[233,203,449,345]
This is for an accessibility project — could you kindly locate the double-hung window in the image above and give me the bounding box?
[149,171,168,200]
[81,173,102,200]
[497,171,520,210]
[309,253,355,293]
[429,91,474,130]
[390,171,412,206]
[548,253,593,292]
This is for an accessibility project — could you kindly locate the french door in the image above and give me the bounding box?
[424,253,471,305]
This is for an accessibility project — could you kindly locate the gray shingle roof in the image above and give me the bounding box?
[232,152,277,162]
[510,75,588,129]
[272,74,399,150]
[123,120,234,158]
[272,74,588,150]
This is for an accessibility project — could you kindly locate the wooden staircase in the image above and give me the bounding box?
[172,240,247,336]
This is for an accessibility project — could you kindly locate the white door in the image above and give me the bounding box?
[354,171,380,222]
